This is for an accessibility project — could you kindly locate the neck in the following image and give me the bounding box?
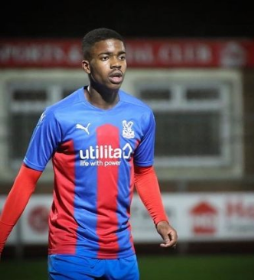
[85,86,119,109]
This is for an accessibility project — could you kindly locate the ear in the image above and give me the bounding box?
[82,60,91,74]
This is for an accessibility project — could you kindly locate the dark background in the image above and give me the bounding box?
[2,1,254,39]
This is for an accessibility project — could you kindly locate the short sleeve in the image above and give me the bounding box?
[134,110,155,167]
[23,109,62,171]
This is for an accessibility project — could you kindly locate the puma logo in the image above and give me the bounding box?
[76,123,91,135]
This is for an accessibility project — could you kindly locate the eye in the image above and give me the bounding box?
[119,54,126,60]
[100,55,109,61]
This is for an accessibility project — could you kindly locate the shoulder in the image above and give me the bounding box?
[48,87,83,113]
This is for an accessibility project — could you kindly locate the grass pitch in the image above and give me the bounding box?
[0,254,253,280]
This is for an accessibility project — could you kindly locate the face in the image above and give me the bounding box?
[82,39,127,91]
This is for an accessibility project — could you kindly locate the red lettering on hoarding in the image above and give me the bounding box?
[190,201,218,235]
[226,201,254,219]
[28,206,49,233]
[0,39,254,68]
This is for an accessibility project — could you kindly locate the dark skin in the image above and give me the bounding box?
[82,38,178,248]
[82,39,126,109]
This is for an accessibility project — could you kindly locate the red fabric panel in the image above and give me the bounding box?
[49,140,77,255]
[96,125,119,258]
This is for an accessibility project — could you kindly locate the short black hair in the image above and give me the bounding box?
[82,28,124,59]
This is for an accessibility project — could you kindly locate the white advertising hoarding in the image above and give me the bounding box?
[1,192,254,245]
[0,197,18,244]
[131,193,254,242]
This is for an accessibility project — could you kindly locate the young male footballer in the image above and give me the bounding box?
[0,27,177,279]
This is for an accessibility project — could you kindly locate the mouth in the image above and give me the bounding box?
[108,71,123,84]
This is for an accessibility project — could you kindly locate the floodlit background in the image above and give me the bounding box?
[1,2,254,279]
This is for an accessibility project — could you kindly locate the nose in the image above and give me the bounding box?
[110,56,121,68]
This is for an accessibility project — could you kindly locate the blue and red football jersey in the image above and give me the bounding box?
[24,87,155,259]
